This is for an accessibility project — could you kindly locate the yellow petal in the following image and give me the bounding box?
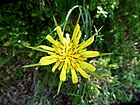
[60,61,67,81]
[38,45,55,51]
[71,58,77,67]
[78,57,87,61]
[71,68,78,83]
[58,62,64,70]
[72,24,80,41]
[75,66,90,78]
[55,40,65,49]
[79,61,96,72]
[74,31,82,45]
[46,35,58,46]
[73,48,87,55]
[77,36,94,50]
[52,61,61,72]
[67,59,71,69]
[39,56,57,65]
[56,26,65,45]
[81,51,99,58]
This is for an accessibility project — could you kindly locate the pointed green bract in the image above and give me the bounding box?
[57,81,63,95]
[23,63,40,68]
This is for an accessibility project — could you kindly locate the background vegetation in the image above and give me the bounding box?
[0,0,140,105]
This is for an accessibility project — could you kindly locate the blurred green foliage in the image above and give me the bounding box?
[0,0,140,104]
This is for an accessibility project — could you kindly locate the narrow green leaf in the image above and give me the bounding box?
[53,15,58,27]
[76,12,81,25]
[23,63,40,68]
[0,54,15,67]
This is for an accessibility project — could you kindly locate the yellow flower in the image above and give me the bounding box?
[38,24,99,83]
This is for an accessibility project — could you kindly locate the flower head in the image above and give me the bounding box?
[38,24,99,83]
